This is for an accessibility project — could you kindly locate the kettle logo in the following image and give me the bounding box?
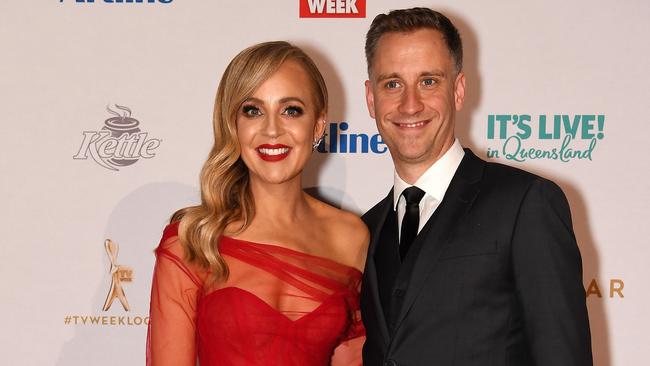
[73,104,161,171]
[102,239,133,312]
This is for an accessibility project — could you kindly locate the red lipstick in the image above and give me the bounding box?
[255,144,291,162]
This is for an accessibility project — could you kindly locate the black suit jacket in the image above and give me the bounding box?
[360,149,592,366]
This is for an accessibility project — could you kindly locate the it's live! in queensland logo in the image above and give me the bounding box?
[300,0,365,18]
[485,113,606,162]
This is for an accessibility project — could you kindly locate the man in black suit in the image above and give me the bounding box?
[360,8,592,366]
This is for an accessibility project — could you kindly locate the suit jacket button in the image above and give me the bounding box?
[385,359,398,366]
[394,289,405,297]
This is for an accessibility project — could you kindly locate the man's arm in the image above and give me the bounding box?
[511,178,593,366]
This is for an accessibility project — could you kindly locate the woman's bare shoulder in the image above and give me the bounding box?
[309,197,369,271]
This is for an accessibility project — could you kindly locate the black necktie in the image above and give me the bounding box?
[399,186,426,260]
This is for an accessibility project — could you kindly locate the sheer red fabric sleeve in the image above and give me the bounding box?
[330,281,366,366]
[147,223,205,366]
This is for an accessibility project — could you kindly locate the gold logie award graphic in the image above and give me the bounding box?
[62,239,149,326]
[103,239,133,311]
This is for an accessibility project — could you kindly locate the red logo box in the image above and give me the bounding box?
[300,0,366,18]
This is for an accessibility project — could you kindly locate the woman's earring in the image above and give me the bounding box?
[312,135,324,150]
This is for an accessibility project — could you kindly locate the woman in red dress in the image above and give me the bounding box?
[147,41,368,366]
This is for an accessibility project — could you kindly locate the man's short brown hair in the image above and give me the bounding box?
[365,7,463,75]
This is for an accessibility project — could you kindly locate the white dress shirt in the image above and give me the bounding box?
[393,139,465,240]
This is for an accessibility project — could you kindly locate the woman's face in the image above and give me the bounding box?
[236,60,325,185]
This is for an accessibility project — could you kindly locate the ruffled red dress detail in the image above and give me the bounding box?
[147,222,365,366]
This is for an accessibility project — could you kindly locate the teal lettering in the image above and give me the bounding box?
[581,114,596,139]
[597,115,605,139]
[516,114,532,139]
[539,115,552,139]
[562,114,580,138]
[502,135,525,162]
[496,115,511,139]
[487,115,495,139]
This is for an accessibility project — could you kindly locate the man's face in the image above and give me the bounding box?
[365,28,465,175]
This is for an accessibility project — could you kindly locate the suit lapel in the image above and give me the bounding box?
[393,150,485,330]
[363,190,393,345]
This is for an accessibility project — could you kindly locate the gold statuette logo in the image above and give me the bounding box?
[102,239,133,311]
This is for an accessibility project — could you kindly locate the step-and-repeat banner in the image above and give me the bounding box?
[1,1,648,365]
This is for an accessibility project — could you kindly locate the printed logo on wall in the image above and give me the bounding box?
[586,278,625,299]
[63,239,149,327]
[299,0,366,18]
[485,114,606,162]
[316,122,387,154]
[60,0,173,4]
[102,239,133,311]
[73,104,161,171]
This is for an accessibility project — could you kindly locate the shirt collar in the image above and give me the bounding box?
[393,139,465,209]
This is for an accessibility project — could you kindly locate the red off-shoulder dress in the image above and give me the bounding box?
[147,222,365,366]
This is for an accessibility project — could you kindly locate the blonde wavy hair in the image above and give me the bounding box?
[171,41,328,282]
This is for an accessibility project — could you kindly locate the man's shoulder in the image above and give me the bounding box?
[466,149,541,185]
[483,159,538,183]
[470,152,565,201]
[361,191,392,228]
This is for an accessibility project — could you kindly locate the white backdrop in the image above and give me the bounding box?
[1,1,648,365]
